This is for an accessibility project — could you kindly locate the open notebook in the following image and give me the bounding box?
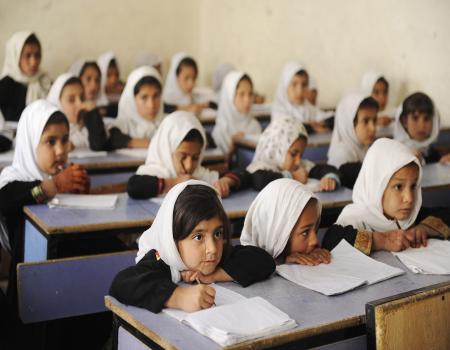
[69,149,108,158]
[163,284,297,347]
[48,194,118,209]
[114,148,148,159]
[392,239,450,274]
[276,240,405,295]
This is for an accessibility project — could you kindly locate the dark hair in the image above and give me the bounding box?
[182,129,204,146]
[108,58,118,69]
[24,34,41,48]
[172,185,231,246]
[400,92,434,124]
[375,77,389,93]
[297,134,308,143]
[176,57,198,77]
[353,97,379,126]
[133,76,162,96]
[60,77,83,98]
[43,111,69,131]
[79,61,101,78]
[237,74,253,89]
[294,69,309,83]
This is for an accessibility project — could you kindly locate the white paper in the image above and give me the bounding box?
[199,108,217,120]
[250,103,272,115]
[276,240,405,295]
[393,239,450,274]
[204,148,224,157]
[69,149,108,158]
[48,194,118,209]
[114,148,148,159]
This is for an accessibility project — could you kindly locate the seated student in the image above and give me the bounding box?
[322,138,450,255]
[246,116,341,192]
[135,50,162,75]
[162,52,212,115]
[0,114,12,152]
[394,92,448,164]
[110,180,275,313]
[212,71,261,155]
[271,61,332,134]
[109,66,165,149]
[127,111,246,199]
[0,31,51,121]
[47,73,110,151]
[328,93,379,189]
[306,76,318,106]
[241,178,331,266]
[97,51,124,104]
[361,71,392,126]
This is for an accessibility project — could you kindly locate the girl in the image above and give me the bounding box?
[328,93,379,188]
[97,51,124,103]
[109,66,164,149]
[322,138,450,255]
[127,111,245,199]
[271,61,332,134]
[246,116,341,192]
[241,178,331,266]
[394,92,447,164]
[211,71,261,155]
[110,180,275,313]
[162,52,210,115]
[306,76,318,106]
[0,31,51,121]
[47,73,110,151]
[361,71,392,126]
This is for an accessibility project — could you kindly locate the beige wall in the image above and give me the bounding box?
[1,0,449,125]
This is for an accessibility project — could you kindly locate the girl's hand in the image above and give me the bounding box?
[182,268,232,284]
[310,121,330,134]
[320,177,337,192]
[309,248,331,264]
[166,285,216,312]
[286,252,321,266]
[213,177,234,198]
[232,132,245,143]
[53,164,90,194]
[440,153,450,165]
[128,138,149,149]
[372,230,411,252]
[405,225,428,248]
[292,167,308,184]
[376,116,392,127]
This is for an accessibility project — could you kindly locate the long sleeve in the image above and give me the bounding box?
[0,76,27,122]
[108,127,132,150]
[163,103,177,114]
[127,175,160,199]
[424,146,442,164]
[0,180,40,213]
[81,109,109,151]
[0,135,12,152]
[220,245,275,287]
[321,224,373,255]
[250,170,283,191]
[308,163,341,183]
[416,207,450,240]
[109,250,177,313]
[339,162,362,189]
[225,170,252,191]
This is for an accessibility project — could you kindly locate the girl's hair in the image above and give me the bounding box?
[173,185,231,245]
[108,58,118,70]
[353,97,379,126]
[182,129,204,146]
[237,74,253,89]
[79,62,101,78]
[176,57,198,77]
[400,92,434,124]
[43,111,69,131]
[294,69,309,82]
[24,34,41,48]
[60,77,83,99]
[375,77,389,92]
[133,76,162,96]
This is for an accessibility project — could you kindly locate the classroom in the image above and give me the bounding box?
[1,0,450,349]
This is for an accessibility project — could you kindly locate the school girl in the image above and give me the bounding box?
[361,70,392,126]
[97,51,124,104]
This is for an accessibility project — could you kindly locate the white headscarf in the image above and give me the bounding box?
[393,95,440,157]
[114,66,164,139]
[336,138,422,232]
[361,71,384,97]
[1,31,51,105]
[211,71,261,153]
[47,73,89,149]
[0,100,59,189]
[135,51,162,69]
[240,178,321,258]
[162,52,194,106]
[137,180,221,282]
[97,51,117,105]
[247,116,313,174]
[327,92,369,168]
[212,63,235,93]
[136,111,219,184]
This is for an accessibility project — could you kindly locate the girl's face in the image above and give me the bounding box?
[287,74,308,105]
[354,107,377,146]
[382,163,419,221]
[372,80,388,111]
[135,84,161,121]
[80,67,100,101]
[287,200,320,255]
[177,65,197,95]
[234,79,253,114]
[177,214,224,276]
[402,112,433,141]
[19,43,41,77]
[282,138,307,172]
[172,140,202,175]
[36,123,70,175]
[106,63,120,89]
[307,89,317,106]
[60,83,83,124]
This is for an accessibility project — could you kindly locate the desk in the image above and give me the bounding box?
[106,251,450,349]
[422,163,450,207]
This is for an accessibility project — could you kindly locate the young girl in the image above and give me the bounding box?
[127,111,245,198]
[109,66,165,149]
[361,71,392,126]
[47,73,110,151]
[306,76,318,106]
[162,52,210,115]
[327,93,379,188]
[97,51,124,103]
[0,31,51,121]
[241,178,331,266]
[394,92,447,164]
[110,180,275,313]
[322,138,450,255]
[246,116,341,192]
[271,61,332,134]
[211,71,261,154]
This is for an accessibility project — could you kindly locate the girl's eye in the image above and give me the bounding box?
[47,139,56,146]
[214,230,223,239]
[394,184,402,191]
[411,183,417,190]
[301,231,308,237]
[192,156,199,162]
[193,234,203,241]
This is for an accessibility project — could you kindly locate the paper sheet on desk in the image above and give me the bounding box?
[277,240,404,295]
[250,103,272,114]
[115,148,148,158]
[48,194,118,209]
[69,149,108,158]
[393,239,450,274]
